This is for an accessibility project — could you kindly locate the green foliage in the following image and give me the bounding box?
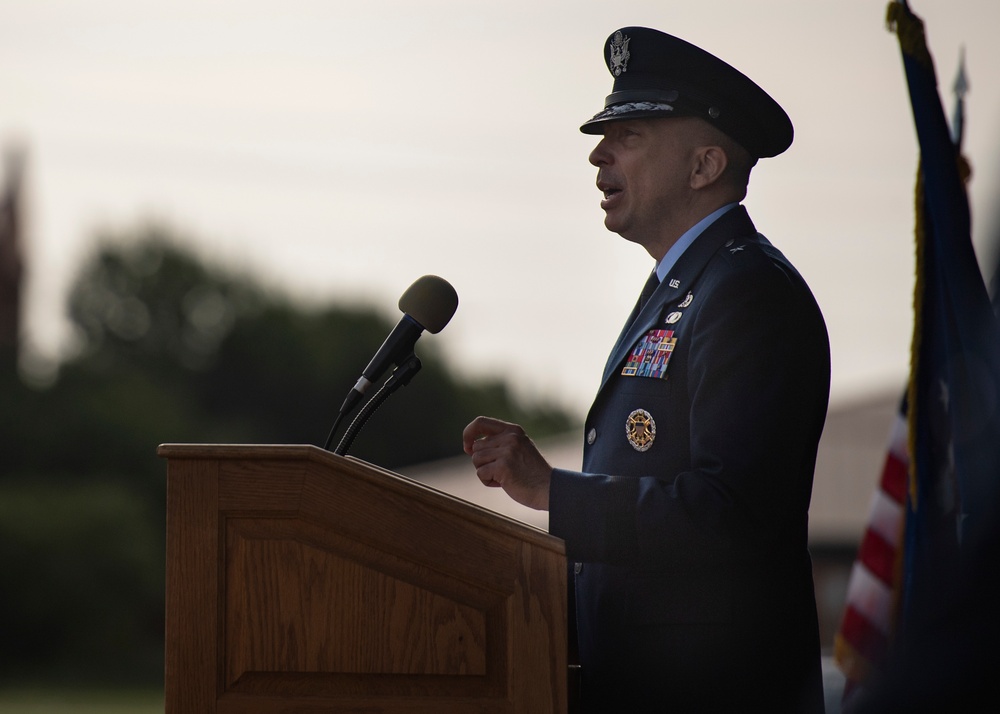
[0,223,577,685]
[0,479,164,684]
[66,226,267,374]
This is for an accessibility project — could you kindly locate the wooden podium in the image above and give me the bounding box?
[159,444,567,714]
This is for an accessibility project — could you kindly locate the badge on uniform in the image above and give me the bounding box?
[621,329,676,378]
[626,408,656,452]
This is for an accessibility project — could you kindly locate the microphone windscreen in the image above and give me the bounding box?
[398,275,459,334]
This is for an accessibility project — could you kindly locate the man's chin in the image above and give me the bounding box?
[603,214,625,235]
[605,219,636,243]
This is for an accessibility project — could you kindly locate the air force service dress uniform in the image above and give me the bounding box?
[548,28,830,712]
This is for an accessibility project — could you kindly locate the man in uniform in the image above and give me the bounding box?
[464,26,829,712]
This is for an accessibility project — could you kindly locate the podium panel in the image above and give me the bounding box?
[160,444,567,714]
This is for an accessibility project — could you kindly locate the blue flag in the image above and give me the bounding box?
[888,0,1000,599]
[855,2,1000,709]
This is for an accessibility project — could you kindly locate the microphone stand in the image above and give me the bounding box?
[331,353,422,457]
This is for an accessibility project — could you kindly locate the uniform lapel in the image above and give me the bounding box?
[603,269,659,379]
[598,206,756,389]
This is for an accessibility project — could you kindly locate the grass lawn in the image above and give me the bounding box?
[0,689,163,714]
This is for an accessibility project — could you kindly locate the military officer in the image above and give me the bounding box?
[464,26,829,713]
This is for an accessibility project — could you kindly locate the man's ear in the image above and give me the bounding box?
[690,145,728,189]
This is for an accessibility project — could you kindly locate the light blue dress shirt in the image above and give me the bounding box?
[654,202,738,283]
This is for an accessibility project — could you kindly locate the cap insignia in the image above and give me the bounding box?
[609,31,631,76]
[626,408,656,452]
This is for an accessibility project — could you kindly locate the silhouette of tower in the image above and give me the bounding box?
[0,146,25,359]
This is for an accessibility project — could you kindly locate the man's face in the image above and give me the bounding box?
[588,118,698,251]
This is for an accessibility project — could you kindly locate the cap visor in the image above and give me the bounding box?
[579,101,675,134]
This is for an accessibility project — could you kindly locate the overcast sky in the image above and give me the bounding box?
[3,0,999,418]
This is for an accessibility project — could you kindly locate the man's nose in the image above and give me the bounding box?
[589,137,611,167]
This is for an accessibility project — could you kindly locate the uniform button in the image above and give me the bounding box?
[574,563,583,575]
[586,428,597,445]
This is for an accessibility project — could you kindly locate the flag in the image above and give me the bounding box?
[991,230,1000,318]
[836,2,1000,709]
[833,400,908,699]
[888,0,1000,600]
[989,186,1000,322]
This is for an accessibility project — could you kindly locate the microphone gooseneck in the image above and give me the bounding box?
[334,354,422,456]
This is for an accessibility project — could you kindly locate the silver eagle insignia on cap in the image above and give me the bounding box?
[609,31,630,76]
[626,408,656,452]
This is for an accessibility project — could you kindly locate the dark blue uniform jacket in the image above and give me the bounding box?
[550,205,830,713]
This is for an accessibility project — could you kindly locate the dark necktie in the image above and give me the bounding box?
[603,269,660,382]
[637,269,660,313]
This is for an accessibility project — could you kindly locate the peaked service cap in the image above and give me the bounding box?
[580,27,793,159]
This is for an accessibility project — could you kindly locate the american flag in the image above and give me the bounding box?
[835,2,1000,709]
[833,399,907,701]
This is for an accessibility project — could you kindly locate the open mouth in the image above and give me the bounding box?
[600,185,623,209]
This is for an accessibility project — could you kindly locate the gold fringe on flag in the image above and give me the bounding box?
[888,0,932,511]
[889,0,973,510]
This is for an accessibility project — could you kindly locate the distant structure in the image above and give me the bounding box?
[0,145,25,359]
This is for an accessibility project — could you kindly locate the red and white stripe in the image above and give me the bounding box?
[834,409,908,699]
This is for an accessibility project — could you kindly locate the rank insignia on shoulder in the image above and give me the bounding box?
[626,409,656,452]
[622,329,676,379]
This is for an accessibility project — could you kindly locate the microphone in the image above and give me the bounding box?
[338,275,458,417]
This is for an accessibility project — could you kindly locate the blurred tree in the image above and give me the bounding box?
[61,224,575,462]
[66,225,267,374]
[0,478,163,684]
[0,223,577,685]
